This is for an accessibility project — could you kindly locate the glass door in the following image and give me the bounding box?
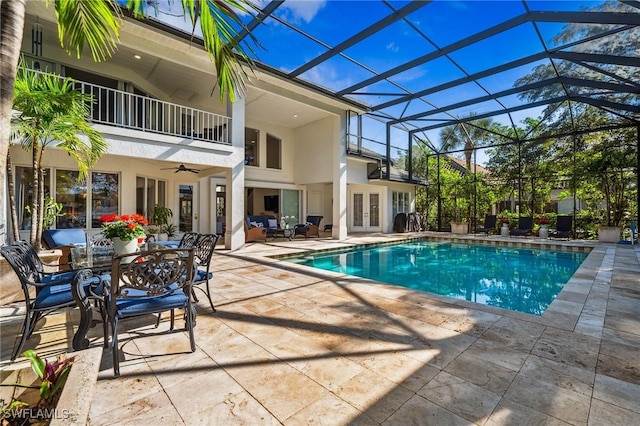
[351,190,381,232]
[178,184,198,232]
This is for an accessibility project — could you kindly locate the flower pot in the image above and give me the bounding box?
[500,223,509,237]
[112,237,139,255]
[539,224,549,239]
[158,233,168,241]
[598,226,621,243]
[450,222,468,234]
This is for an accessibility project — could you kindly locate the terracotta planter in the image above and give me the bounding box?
[598,226,621,243]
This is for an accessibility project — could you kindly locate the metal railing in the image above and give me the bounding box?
[73,80,231,145]
[28,70,231,145]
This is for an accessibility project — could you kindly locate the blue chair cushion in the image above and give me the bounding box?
[42,229,86,248]
[194,270,213,282]
[114,291,188,318]
[34,276,107,310]
[155,241,180,248]
[39,270,77,285]
[34,283,75,309]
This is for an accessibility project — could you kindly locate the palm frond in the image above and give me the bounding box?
[53,0,122,62]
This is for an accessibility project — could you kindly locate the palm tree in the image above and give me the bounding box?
[11,67,107,250]
[439,117,496,228]
[0,0,257,244]
[439,118,495,171]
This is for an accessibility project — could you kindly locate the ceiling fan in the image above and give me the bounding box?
[161,163,200,174]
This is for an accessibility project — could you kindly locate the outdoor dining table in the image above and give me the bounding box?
[69,243,176,350]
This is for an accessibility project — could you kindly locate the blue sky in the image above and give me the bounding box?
[146,0,615,162]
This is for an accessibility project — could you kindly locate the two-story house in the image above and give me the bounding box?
[8,3,419,249]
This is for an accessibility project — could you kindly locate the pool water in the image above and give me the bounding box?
[286,241,588,315]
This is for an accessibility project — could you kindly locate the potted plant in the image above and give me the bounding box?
[0,350,74,423]
[598,224,622,243]
[497,212,511,236]
[151,205,173,241]
[536,215,551,239]
[164,223,177,240]
[146,226,159,241]
[98,213,148,254]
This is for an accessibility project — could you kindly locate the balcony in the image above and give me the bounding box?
[29,70,231,145]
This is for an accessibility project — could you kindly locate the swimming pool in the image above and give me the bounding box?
[285,240,589,315]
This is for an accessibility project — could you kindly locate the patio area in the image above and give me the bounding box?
[1,233,639,425]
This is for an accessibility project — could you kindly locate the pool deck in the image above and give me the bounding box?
[1,232,639,425]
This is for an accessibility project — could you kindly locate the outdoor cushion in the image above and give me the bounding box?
[195,269,213,282]
[42,229,86,248]
[115,291,188,318]
[267,218,278,229]
[34,275,107,309]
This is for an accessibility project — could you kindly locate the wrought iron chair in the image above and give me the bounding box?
[179,232,200,249]
[102,248,195,376]
[87,233,113,250]
[0,241,78,360]
[190,234,219,312]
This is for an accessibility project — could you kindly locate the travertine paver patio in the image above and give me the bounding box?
[1,232,639,425]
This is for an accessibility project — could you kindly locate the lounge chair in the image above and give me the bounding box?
[292,216,323,239]
[550,215,572,239]
[476,215,497,235]
[510,217,534,237]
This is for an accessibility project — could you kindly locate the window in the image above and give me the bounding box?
[91,172,119,227]
[15,167,120,230]
[136,177,166,219]
[56,170,87,229]
[266,134,281,169]
[14,166,50,230]
[245,127,259,166]
[392,191,410,219]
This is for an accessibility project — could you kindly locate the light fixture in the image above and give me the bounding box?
[31,18,43,57]
[293,114,298,118]
[134,54,142,59]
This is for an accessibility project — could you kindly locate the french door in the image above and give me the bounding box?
[178,183,198,233]
[351,190,381,232]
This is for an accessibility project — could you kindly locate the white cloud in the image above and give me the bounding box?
[386,42,399,53]
[280,0,326,24]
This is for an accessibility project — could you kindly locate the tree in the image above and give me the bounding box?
[439,117,497,226]
[439,118,496,171]
[11,67,107,250]
[0,0,257,244]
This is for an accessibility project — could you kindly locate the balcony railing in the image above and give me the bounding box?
[74,80,230,145]
[30,70,231,145]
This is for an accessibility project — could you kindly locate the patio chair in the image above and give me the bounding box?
[244,218,267,242]
[190,234,219,312]
[178,232,200,249]
[476,215,497,235]
[87,233,113,250]
[42,228,87,271]
[1,241,79,360]
[292,216,323,239]
[510,217,534,237]
[102,248,195,376]
[550,215,573,240]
